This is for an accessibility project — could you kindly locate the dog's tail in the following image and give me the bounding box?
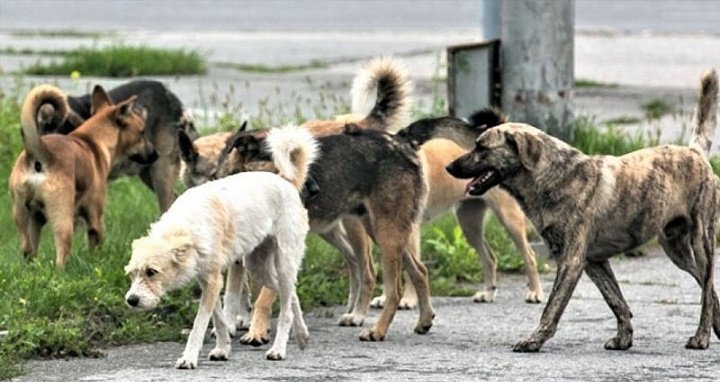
[467,107,509,133]
[266,125,320,189]
[352,57,412,132]
[20,85,68,163]
[690,69,718,156]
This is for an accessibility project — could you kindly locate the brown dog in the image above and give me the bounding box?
[9,85,157,268]
[447,69,720,352]
[371,109,543,309]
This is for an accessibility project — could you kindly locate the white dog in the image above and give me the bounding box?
[124,125,318,368]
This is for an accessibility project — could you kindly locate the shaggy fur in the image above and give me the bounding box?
[370,108,543,309]
[447,69,720,352]
[29,80,196,211]
[217,125,433,343]
[124,125,318,368]
[9,85,156,268]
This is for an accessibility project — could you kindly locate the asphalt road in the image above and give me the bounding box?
[13,248,720,381]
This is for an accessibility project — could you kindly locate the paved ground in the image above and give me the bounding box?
[14,247,720,381]
[3,1,720,381]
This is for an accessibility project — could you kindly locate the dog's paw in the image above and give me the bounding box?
[296,331,310,350]
[512,339,542,352]
[239,331,270,347]
[685,335,710,350]
[524,289,544,304]
[208,348,229,361]
[472,290,496,303]
[265,348,286,361]
[370,295,386,309]
[398,297,418,310]
[359,328,385,342]
[174,357,197,369]
[604,335,632,350]
[338,313,364,327]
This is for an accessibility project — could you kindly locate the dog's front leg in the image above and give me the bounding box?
[513,233,587,352]
[176,272,223,369]
[209,299,232,361]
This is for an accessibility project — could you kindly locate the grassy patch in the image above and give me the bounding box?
[572,115,659,156]
[6,29,115,39]
[215,60,329,74]
[574,79,619,89]
[0,47,70,56]
[641,98,674,120]
[24,45,206,77]
[602,115,642,125]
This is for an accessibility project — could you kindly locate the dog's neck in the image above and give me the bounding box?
[501,148,591,227]
[71,119,118,175]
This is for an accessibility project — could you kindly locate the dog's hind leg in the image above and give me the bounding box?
[46,199,74,269]
[240,287,274,346]
[486,192,544,303]
[659,213,720,348]
[291,293,309,350]
[513,229,587,352]
[359,218,413,341]
[209,299,232,361]
[140,157,178,212]
[83,201,105,251]
[402,223,435,334]
[584,260,633,350]
[176,270,224,369]
[13,202,42,259]
[223,261,250,337]
[456,199,497,302]
[321,223,364,326]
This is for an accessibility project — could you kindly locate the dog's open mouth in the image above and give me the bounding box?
[466,169,500,196]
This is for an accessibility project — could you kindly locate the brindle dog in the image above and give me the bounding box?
[446,69,720,352]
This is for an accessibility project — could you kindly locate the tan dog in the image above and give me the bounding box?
[373,110,544,309]
[447,69,720,352]
[9,85,156,268]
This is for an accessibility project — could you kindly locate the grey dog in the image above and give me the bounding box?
[446,69,720,352]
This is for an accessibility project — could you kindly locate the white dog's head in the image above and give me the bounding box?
[124,229,197,310]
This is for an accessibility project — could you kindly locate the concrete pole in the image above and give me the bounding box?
[501,0,575,141]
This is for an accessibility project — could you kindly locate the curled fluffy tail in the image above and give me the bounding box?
[467,107,509,132]
[351,57,412,131]
[20,85,68,163]
[266,125,319,189]
[690,69,718,156]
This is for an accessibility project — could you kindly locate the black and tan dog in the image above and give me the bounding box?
[9,85,157,268]
[31,80,196,212]
[218,124,433,343]
[446,69,720,352]
[369,109,543,309]
[177,57,411,336]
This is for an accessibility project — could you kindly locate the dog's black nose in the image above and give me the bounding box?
[126,295,140,307]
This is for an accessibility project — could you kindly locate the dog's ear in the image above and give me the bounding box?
[91,85,113,115]
[167,230,194,264]
[178,130,198,163]
[505,131,542,170]
[237,121,248,133]
[230,134,260,154]
[115,95,139,118]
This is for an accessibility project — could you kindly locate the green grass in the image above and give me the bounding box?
[215,60,329,74]
[641,98,674,120]
[0,47,70,56]
[23,45,206,77]
[571,115,659,156]
[574,79,619,89]
[7,29,115,39]
[602,115,642,125]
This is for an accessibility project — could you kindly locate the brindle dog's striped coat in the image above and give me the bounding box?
[447,69,720,352]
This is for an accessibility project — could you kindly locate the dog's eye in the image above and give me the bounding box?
[145,268,158,277]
